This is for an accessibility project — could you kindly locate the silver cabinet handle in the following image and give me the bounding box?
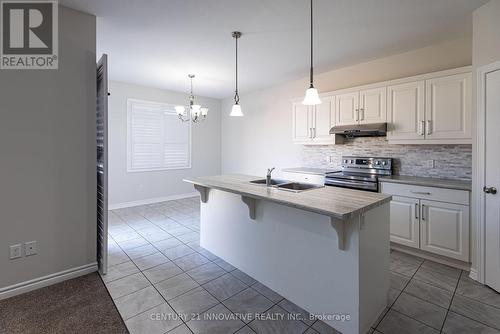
[313,128,316,138]
[415,203,419,220]
[421,204,426,221]
[309,128,313,139]
[355,109,359,121]
[421,120,425,136]
[410,191,431,195]
[360,108,365,121]
[427,120,432,135]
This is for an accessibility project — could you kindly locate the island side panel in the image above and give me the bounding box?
[200,189,362,334]
[358,202,390,333]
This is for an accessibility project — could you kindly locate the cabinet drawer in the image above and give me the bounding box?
[282,171,325,185]
[380,182,469,205]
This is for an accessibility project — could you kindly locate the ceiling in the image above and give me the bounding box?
[61,0,487,99]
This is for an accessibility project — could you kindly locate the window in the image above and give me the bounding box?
[127,98,191,172]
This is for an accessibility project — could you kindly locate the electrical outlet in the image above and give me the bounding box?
[426,160,435,168]
[25,241,37,256]
[9,244,22,259]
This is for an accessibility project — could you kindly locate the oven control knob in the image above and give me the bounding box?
[375,161,380,165]
[382,161,387,166]
[343,159,348,163]
[350,160,354,164]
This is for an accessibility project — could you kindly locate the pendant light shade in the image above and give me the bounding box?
[231,31,243,117]
[230,104,243,117]
[303,86,321,105]
[302,0,321,106]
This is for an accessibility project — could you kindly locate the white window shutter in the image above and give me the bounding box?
[127,99,191,172]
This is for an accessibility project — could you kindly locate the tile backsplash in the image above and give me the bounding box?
[302,137,472,180]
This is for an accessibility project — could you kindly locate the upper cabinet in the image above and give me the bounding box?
[291,66,472,145]
[387,68,472,144]
[292,102,312,142]
[387,81,425,141]
[292,97,342,145]
[359,87,387,124]
[335,87,387,126]
[425,72,472,140]
[336,92,359,125]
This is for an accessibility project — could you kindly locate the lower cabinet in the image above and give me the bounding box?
[419,200,469,261]
[389,196,420,248]
[382,182,470,262]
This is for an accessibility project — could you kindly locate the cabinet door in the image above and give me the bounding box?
[387,81,425,140]
[312,97,335,142]
[292,102,312,143]
[420,200,469,261]
[389,196,420,248]
[335,91,359,126]
[359,87,387,124]
[425,72,472,140]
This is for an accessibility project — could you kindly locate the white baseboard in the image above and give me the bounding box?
[0,262,97,301]
[108,192,199,210]
[469,268,479,281]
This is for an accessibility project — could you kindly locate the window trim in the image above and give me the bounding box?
[126,98,192,173]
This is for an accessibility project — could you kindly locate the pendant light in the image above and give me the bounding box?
[302,0,321,105]
[230,31,244,117]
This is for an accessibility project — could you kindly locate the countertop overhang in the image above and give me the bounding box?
[184,174,392,220]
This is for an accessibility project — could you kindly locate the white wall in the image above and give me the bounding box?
[108,81,221,207]
[221,38,472,178]
[473,0,500,68]
[0,7,96,291]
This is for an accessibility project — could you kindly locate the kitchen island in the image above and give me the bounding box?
[184,174,392,334]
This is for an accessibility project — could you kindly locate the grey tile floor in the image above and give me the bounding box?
[104,197,500,334]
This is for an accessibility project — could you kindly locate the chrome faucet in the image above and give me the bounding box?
[266,167,275,186]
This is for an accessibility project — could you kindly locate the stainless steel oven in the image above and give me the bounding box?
[325,156,392,192]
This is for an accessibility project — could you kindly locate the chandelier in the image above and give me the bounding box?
[175,74,208,123]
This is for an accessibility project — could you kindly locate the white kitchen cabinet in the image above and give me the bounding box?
[381,181,470,262]
[292,102,312,143]
[359,87,387,124]
[420,200,469,262]
[312,97,335,142]
[335,91,359,126]
[292,66,472,145]
[389,196,420,248]
[387,81,425,141]
[425,72,472,140]
[292,97,342,145]
[388,68,472,144]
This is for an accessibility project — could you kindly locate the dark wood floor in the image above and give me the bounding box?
[0,273,128,334]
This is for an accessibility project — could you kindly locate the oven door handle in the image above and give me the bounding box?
[325,179,375,186]
[324,178,378,191]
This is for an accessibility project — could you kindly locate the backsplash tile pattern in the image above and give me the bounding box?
[302,137,472,180]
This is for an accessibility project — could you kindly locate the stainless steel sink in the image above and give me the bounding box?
[250,179,290,186]
[250,179,324,192]
[276,182,324,192]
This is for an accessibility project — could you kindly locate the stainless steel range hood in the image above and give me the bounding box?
[329,123,387,138]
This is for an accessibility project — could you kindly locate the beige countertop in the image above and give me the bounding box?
[282,167,340,175]
[379,175,471,191]
[184,174,391,220]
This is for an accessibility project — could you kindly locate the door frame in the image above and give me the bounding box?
[473,60,500,283]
